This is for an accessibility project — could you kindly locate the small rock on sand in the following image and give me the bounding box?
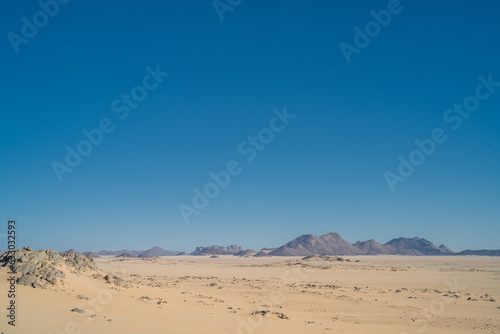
[71,308,86,314]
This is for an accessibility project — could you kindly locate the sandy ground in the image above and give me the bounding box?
[1,255,499,334]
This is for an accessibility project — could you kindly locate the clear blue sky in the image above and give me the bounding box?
[1,0,499,253]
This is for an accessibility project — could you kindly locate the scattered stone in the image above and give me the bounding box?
[275,312,289,320]
[71,308,86,314]
[251,310,289,319]
[103,274,128,287]
[301,255,350,262]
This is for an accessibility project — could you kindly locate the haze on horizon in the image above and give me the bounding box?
[1,0,499,253]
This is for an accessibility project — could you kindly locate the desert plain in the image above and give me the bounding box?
[1,254,499,334]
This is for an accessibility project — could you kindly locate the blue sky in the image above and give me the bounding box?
[1,0,499,252]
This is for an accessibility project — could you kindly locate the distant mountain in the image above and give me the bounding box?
[191,245,243,256]
[269,233,361,256]
[138,246,180,257]
[234,249,257,257]
[82,252,100,258]
[439,244,453,253]
[56,234,499,258]
[94,247,179,257]
[353,239,395,255]
[61,249,81,255]
[269,233,462,256]
[117,251,137,258]
[254,251,271,257]
[191,248,230,256]
[384,237,453,255]
[96,249,142,256]
[455,249,500,256]
[137,253,154,258]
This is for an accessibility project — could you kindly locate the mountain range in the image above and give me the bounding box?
[268,233,500,256]
[190,244,243,256]
[47,232,500,257]
[60,247,182,258]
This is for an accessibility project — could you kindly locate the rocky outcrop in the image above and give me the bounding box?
[0,247,98,288]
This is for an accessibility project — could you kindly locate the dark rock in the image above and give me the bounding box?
[71,308,86,314]
[18,274,36,286]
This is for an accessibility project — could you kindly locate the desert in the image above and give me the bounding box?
[1,248,499,334]
[3,1,500,333]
